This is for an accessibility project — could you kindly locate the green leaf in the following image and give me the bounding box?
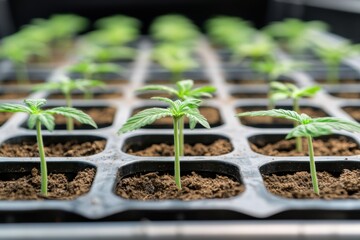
[136,85,178,96]
[236,109,303,123]
[38,113,55,131]
[294,85,321,98]
[151,97,177,109]
[27,114,38,129]
[44,107,97,129]
[0,103,31,113]
[185,108,210,129]
[177,79,193,92]
[188,86,216,98]
[118,108,172,134]
[24,99,47,110]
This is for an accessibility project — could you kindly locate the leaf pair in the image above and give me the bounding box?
[270,82,321,102]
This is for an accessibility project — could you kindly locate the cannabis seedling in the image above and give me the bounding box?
[118,97,210,189]
[137,79,216,155]
[270,82,321,152]
[232,35,275,62]
[67,61,122,79]
[237,109,360,195]
[0,99,97,196]
[33,77,104,130]
[80,44,136,63]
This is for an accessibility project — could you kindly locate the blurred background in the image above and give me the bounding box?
[1,0,360,41]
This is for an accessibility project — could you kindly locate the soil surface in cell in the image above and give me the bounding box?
[264,169,360,199]
[231,92,267,99]
[117,172,244,200]
[0,79,46,85]
[0,168,95,200]
[132,107,221,127]
[0,92,29,99]
[315,78,360,84]
[48,91,122,100]
[136,92,172,99]
[54,107,116,127]
[237,106,327,127]
[343,107,360,122]
[226,78,295,85]
[127,139,232,156]
[0,112,12,126]
[251,136,360,156]
[0,139,106,157]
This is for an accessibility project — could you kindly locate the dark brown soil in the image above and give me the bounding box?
[54,107,116,127]
[132,107,221,127]
[237,106,327,127]
[0,168,95,200]
[0,140,106,157]
[330,92,360,99]
[315,78,360,84]
[0,79,46,85]
[251,136,360,156]
[127,139,232,156]
[0,113,12,126]
[264,169,360,199]
[226,78,295,85]
[0,92,29,99]
[48,92,122,100]
[231,92,267,99]
[116,172,244,200]
[136,92,172,99]
[343,107,360,122]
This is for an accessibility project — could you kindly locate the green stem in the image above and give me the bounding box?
[179,117,184,156]
[327,63,339,84]
[15,62,29,85]
[267,78,275,110]
[36,119,48,196]
[64,91,74,131]
[293,98,303,152]
[307,136,319,195]
[173,117,182,190]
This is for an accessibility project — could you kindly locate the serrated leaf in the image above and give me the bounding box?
[236,109,303,123]
[151,97,177,109]
[24,99,47,110]
[185,108,210,129]
[27,114,38,129]
[188,86,216,98]
[177,79,193,92]
[38,113,55,131]
[294,85,321,98]
[118,108,172,134]
[0,103,32,113]
[137,85,178,96]
[44,107,97,129]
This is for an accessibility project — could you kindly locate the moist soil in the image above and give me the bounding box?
[116,171,244,200]
[54,107,116,127]
[0,112,12,126]
[231,92,267,99]
[264,169,360,199]
[0,140,106,157]
[132,107,221,127]
[0,92,29,99]
[127,139,232,156]
[343,107,360,122]
[251,136,360,156]
[0,168,95,200]
[48,91,122,100]
[237,106,327,126]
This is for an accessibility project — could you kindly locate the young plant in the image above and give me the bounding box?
[251,58,307,109]
[33,77,105,130]
[237,109,360,195]
[84,27,138,47]
[313,41,360,84]
[137,79,216,155]
[0,99,97,196]
[270,81,321,152]
[67,61,122,79]
[153,43,198,82]
[118,97,210,189]
[80,44,136,63]
[232,35,275,62]
[95,14,141,30]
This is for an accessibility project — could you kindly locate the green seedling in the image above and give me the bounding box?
[95,14,141,30]
[205,16,255,48]
[84,27,138,47]
[0,99,97,196]
[270,82,321,152]
[137,79,216,155]
[67,61,122,79]
[153,43,198,82]
[251,58,307,109]
[313,41,360,84]
[237,109,360,195]
[80,44,136,62]
[264,18,328,53]
[118,97,210,189]
[33,77,105,130]
[0,35,48,84]
[150,14,199,44]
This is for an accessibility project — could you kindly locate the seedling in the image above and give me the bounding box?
[33,77,105,130]
[137,80,216,155]
[153,43,198,82]
[118,97,210,189]
[237,109,360,195]
[264,18,328,53]
[0,99,97,196]
[67,61,122,79]
[313,41,360,84]
[84,27,138,47]
[232,35,275,62]
[150,14,199,44]
[251,58,307,109]
[80,44,136,62]
[270,81,321,151]
[95,14,141,30]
